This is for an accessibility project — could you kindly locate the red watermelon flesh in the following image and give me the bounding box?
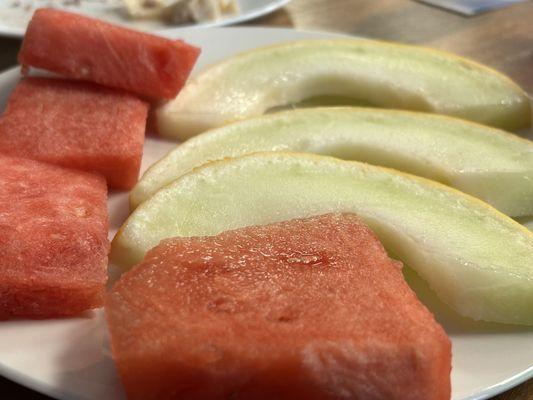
[18,8,200,100]
[106,213,451,400]
[0,77,147,190]
[0,155,109,319]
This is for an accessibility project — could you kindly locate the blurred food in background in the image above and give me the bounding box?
[123,0,238,22]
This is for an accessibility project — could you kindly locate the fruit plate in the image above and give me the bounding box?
[0,0,290,38]
[0,27,532,400]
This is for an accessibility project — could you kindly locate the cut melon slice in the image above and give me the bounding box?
[112,152,533,325]
[18,8,200,100]
[107,214,451,400]
[157,39,531,139]
[134,108,533,216]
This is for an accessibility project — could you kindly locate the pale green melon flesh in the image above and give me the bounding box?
[157,39,531,139]
[113,153,533,325]
[134,108,533,216]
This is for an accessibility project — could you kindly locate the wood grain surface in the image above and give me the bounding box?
[0,0,531,399]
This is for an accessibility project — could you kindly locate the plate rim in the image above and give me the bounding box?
[0,0,291,38]
[0,359,87,400]
[467,365,533,400]
[0,25,531,400]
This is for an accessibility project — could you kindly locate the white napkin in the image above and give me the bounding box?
[416,0,525,16]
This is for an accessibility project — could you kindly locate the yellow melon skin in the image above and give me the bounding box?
[114,152,533,326]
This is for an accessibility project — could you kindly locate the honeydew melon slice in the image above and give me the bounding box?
[112,152,533,325]
[133,108,533,216]
[156,39,531,139]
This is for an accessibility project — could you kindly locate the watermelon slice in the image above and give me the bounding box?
[0,77,148,190]
[18,8,200,99]
[106,214,451,400]
[0,155,109,319]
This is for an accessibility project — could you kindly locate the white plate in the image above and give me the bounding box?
[0,27,532,400]
[0,0,290,38]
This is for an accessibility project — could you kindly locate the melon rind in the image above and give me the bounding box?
[157,39,531,139]
[113,152,533,325]
[134,108,533,216]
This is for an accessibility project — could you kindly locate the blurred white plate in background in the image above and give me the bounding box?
[0,0,290,37]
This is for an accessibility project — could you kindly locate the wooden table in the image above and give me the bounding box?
[0,0,531,399]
